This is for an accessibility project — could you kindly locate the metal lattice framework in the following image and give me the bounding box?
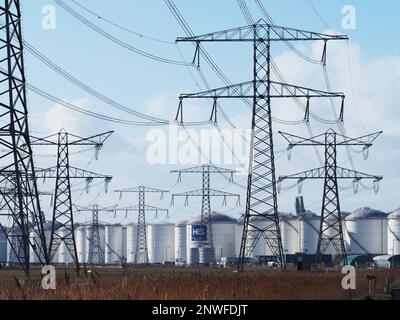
[278,129,383,265]
[0,0,49,277]
[74,204,116,265]
[171,165,239,265]
[176,20,348,271]
[32,129,113,268]
[115,186,168,264]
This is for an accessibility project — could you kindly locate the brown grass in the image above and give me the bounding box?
[0,267,399,300]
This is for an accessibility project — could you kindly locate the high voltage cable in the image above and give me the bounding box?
[23,40,210,127]
[68,0,175,45]
[53,0,191,66]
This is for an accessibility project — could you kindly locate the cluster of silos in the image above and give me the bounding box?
[2,206,400,267]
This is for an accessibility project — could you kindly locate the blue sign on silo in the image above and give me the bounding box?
[192,225,207,241]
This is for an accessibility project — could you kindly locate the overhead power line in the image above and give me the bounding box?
[69,0,175,45]
[54,0,191,66]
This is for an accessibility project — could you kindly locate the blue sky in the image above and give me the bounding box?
[16,0,400,224]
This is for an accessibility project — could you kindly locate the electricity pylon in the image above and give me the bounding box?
[278,129,383,265]
[171,165,240,265]
[115,186,168,264]
[0,0,49,277]
[74,204,117,265]
[175,20,348,271]
[32,129,113,268]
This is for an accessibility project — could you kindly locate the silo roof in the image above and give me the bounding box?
[185,213,237,224]
[346,207,387,220]
[388,208,400,219]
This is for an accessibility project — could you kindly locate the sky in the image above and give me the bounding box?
[12,0,400,225]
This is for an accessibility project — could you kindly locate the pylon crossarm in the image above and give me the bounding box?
[74,204,117,212]
[30,131,113,146]
[115,205,168,212]
[172,188,240,198]
[35,166,112,180]
[176,19,348,42]
[114,186,168,193]
[279,130,383,148]
[171,164,237,174]
[180,80,344,100]
[279,167,383,183]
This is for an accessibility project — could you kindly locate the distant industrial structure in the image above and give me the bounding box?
[1,202,399,269]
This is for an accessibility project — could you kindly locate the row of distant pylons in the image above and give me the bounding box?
[0,1,382,278]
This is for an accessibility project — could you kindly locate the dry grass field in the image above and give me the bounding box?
[0,267,399,300]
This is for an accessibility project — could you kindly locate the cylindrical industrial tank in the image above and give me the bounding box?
[0,228,7,263]
[147,222,175,263]
[84,224,105,264]
[299,211,320,254]
[7,227,24,265]
[280,213,299,254]
[345,207,387,255]
[105,224,123,264]
[29,222,54,264]
[387,209,400,255]
[186,216,207,265]
[122,226,127,263]
[186,214,237,264]
[250,217,277,257]
[174,222,187,264]
[126,224,137,264]
[322,214,348,256]
[235,222,244,257]
[58,228,74,265]
[211,214,236,262]
[75,225,86,264]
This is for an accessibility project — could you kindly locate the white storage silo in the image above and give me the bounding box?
[186,214,237,264]
[105,224,123,264]
[280,213,299,254]
[186,216,208,265]
[58,228,74,265]
[122,226,127,262]
[126,224,137,264]
[7,227,24,265]
[174,222,187,264]
[147,222,175,263]
[345,207,387,255]
[387,209,400,256]
[75,225,86,264]
[211,214,237,262]
[235,221,244,257]
[29,222,54,264]
[299,211,320,254]
[241,216,276,257]
[322,214,348,256]
[84,224,105,264]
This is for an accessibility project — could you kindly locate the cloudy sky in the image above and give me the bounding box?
[15,0,400,225]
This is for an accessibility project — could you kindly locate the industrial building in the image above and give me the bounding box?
[1,207,400,268]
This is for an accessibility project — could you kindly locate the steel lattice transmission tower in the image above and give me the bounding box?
[175,21,348,270]
[115,186,168,264]
[278,130,383,265]
[171,165,240,265]
[32,130,113,268]
[74,204,116,265]
[0,0,49,277]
